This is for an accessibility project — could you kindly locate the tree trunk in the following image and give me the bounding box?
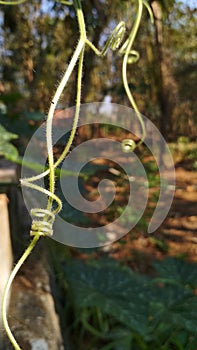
[150,0,170,139]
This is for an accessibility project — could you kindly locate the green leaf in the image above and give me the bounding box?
[0,124,18,161]
[0,124,18,142]
[172,296,197,333]
[63,260,151,336]
[0,142,18,161]
[106,327,133,350]
[153,257,197,289]
[62,257,197,348]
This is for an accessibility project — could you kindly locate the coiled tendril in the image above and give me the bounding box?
[86,21,126,56]
[30,209,55,236]
[20,175,62,237]
[86,21,140,65]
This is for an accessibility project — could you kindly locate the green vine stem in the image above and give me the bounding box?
[0,0,26,4]
[1,1,153,349]
[2,235,40,350]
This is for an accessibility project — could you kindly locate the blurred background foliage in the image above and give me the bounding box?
[0,1,197,349]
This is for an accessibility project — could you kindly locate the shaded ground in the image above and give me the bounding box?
[75,153,197,274]
[109,164,197,270]
[161,166,197,258]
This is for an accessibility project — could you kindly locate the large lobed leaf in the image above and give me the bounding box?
[63,257,197,343]
[63,260,150,336]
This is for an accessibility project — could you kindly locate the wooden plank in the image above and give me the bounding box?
[0,159,18,185]
[0,194,13,332]
[0,168,17,184]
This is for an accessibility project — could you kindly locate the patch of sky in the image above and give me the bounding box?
[179,0,196,9]
[41,0,70,18]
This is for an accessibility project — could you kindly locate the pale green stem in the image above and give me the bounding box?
[45,38,84,211]
[45,0,86,212]
[20,180,62,214]
[57,0,73,4]
[121,0,146,144]
[52,0,86,166]
[2,235,40,350]
[0,0,26,4]
[24,1,87,185]
[53,45,85,169]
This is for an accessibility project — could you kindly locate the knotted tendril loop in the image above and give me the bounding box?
[20,176,62,237]
[30,209,55,237]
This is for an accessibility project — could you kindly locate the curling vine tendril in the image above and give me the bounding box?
[2,0,153,349]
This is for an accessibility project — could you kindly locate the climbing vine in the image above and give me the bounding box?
[1,0,153,349]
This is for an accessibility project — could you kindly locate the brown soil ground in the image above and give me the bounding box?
[110,164,197,271]
[76,159,197,274]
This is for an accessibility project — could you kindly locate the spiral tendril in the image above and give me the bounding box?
[86,21,126,57]
[121,139,137,153]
